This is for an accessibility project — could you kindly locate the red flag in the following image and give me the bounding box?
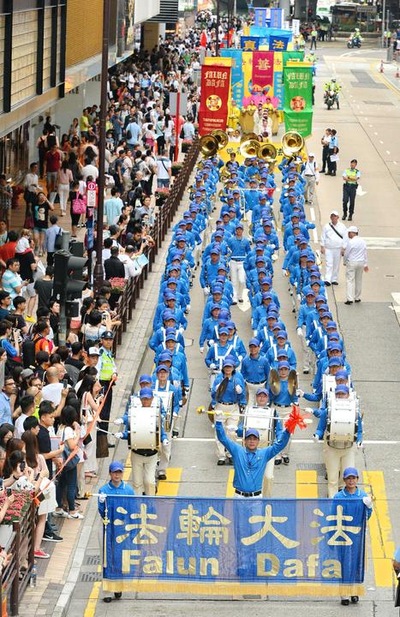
[199,65,231,136]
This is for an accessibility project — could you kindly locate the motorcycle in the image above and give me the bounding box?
[347,36,362,48]
[324,89,339,110]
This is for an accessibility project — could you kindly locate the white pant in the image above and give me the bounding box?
[130,451,158,495]
[275,406,292,456]
[58,183,70,213]
[246,382,266,406]
[324,247,342,284]
[298,325,313,372]
[346,261,364,301]
[304,176,316,202]
[230,260,246,302]
[324,444,355,497]
[215,403,239,460]
[262,458,275,497]
[159,429,172,474]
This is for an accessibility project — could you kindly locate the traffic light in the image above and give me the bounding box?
[53,250,88,304]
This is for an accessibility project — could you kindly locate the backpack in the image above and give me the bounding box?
[54,226,63,250]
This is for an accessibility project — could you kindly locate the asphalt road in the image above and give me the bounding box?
[68,39,400,616]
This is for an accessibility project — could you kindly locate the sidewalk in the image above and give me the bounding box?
[16,176,195,617]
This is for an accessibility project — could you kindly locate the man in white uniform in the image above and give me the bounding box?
[303,152,320,204]
[320,210,347,286]
[342,226,368,304]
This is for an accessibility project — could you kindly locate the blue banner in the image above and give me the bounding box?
[220,49,244,107]
[269,35,290,52]
[254,8,267,27]
[241,36,260,51]
[102,496,367,595]
[249,27,269,46]
[270,8,283,28]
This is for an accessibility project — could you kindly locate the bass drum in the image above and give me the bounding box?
[243,406,276,447]
[128,397,160,450]
[155,390,173,432]
[326,398,357,447]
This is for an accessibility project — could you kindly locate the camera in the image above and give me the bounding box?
[20,461,26,472]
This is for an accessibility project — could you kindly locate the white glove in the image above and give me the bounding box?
[162,439,169,446]
[362,495,373,508]
[98,494,106,504]
[114,418,124,425]
[115,432,124,439]
[297,327,303,337]
[297,294,301,301]
[296,388,304,397]
[209,339,214,345]
[235,384,243,394]
[304,407,314,414]
[215,412,224,423]
[187,304,191,311]
[204,286,210,295]
[312,434,320,443]
[178,326,184,334]
[282,269,287,277]
[210,363,217,370]
[199,347,204,354]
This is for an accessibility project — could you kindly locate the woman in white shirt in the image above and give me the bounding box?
[57,161,73,216]
[54,406,83,519]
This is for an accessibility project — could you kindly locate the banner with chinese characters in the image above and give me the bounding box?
[102,496,367,596]
[220,49,243,107]
[273,52,284,110]
[269,34,290,52]
[240,36,260,51]
[198,66,231,136]
[252,51,274,98]
[283,65,313,137]
[254,8,268,27]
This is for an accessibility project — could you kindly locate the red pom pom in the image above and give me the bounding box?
[285,404,308,434]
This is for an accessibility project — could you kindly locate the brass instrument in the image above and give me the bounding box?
[269,368,280,396]
[200,134,219,158]
[240,139,260,158]
[282,131,305,157]
[258,142,277,163]
[287,370,298,397]
[242,132,259,141]
[219,166,232,180]
[211,130,228,149]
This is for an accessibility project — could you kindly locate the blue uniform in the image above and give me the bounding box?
[98,480,135,518]
[333,487,372,520]
[241,354,270,384]
[211,372,247,407]
[216,422,290,493]
[269,380,298,407]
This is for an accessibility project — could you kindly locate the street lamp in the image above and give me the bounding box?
[94,0,111,290]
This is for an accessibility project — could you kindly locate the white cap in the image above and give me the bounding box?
[88,346,100,356]
[308,152,315,157]
[330,210,339,216]
[348,226,359,234]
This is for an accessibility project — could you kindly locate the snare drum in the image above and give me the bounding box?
[155,391,174,432]
[327,398,357,447]
[128,397,160,450]
[243,405,276,447]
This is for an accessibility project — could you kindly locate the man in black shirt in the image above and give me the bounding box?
[37,401,64,542]
[34,265,54,309]
[0,291,11,320]
[104,246,125,280]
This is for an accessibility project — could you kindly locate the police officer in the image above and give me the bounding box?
[96,331,118,455]
[342,159,360,221]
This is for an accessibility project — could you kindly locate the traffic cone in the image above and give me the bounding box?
[380,60,384,73]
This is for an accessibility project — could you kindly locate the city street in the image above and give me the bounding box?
[32,39,400,616]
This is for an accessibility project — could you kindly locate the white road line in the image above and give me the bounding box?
[386,150,391,155]
[309,206,316,221]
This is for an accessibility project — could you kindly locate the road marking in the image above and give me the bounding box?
[83,581,101,617]
[374,131,378,135]
[363,470,395,587]
[122,453,131,482]
[379,140,384,144]
[386,150,391,155]
[226,469,235,497]
[309,206,315,221]
[157,468,182,496]
[296,470,318,498]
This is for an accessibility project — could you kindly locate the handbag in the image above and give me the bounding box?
[24,212,34,229]
[72,194,86,215]
[62,430,80,471]
[54,226,63,250]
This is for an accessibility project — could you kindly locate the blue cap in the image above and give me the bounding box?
[139,388,153,399]
[326,321,337,329]
[329,357,342,367]
[162,310,176,321]
[217,264,227,271]
[256,388,268,396]
[166,278,177,285]
[306,254,316,262]
[300,250,309,258]
[328,343,342,352]
[276,330,287,339]
[315,294,326,302]
[335,384,349,395]
[139,374,152,384]
[219,327,229,335]
[164,291,176,300]
[165,333,176,342]
[249,337,260,346]
[211,303,221,311]
[214,230,223,238]
[109,461,124,473]
[156,364,170,373]
[277,349,288,357]
[236,222,244,229]
[245,428,260,439]
[165,327,176,335]
[262,292,272,300]
[335,370,349,380]
[343,467,359,479]
[210,247,220,255]
[159,351,172,362]
[219,309,230,320]
[226,321,236,329]
[278,361,290,370]
[223,356,235,367]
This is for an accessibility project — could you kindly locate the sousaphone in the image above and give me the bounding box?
[200,134,219,158]
[281,131,305,157]
[240,139,260,158]
[258,142,277,163]
[211,130,229,149]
